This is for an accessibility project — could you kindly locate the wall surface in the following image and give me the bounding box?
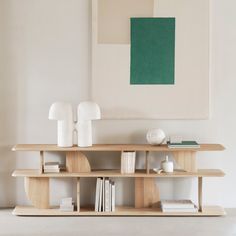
[0,0,236,207]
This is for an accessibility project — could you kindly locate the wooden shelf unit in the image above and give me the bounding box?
[12,144,226,216]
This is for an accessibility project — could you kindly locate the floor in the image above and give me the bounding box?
[0,209,236,236]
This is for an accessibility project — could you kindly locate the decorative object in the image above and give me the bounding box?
[48,102,74,147]
[77,101,101,147]
[49,101,101,148]
[146,129,166,145]
[121,151,136,174]
[160,156,174,173]
[92,0,209,119]
[12,143,225,216]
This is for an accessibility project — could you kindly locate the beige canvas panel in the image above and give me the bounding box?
[97,0,154,44]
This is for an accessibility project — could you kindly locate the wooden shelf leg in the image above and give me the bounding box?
[173,151,197,172]
[135,177,160,208]
[24,177,49,209]
[77,177,80,212]
[145,151,150,174]
[198,177,203,212]
[39,151,44,174]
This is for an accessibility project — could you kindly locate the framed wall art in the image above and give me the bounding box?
[91,0,209,119]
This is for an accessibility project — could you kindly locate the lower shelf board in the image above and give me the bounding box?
[13,206,226,216]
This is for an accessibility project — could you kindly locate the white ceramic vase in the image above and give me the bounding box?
[146,129,166,145]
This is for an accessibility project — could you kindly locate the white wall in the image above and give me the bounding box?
[0,0,236,207]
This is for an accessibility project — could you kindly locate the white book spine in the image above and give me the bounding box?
[102,178,105,212]
[98,178,103,212]
[109,181,112,212]
[95,178,100,212]
[105,179,110,212]
[111,182,115,212]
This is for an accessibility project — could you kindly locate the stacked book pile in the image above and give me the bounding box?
[95,177,115,212]
[161,200,198,213]
[60,197,74,212]
[43,162,65,173]
[167,141,200,149]
[121,151,136,174]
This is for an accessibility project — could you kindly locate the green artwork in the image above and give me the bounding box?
[130,18,175,85]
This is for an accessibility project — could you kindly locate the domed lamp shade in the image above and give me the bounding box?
[48,102,74,147]
[77,101,101,147]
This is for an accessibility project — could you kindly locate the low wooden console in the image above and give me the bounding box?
[12,144,225,216]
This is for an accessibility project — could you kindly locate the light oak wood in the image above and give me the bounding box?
[77,178,80,212]
[12,143,226,217]
[145,151,150,174]
[173,151,196,172]
[12,205,226,216]
[12,144,225,152]
[135,178,160,208]
[24,177,49,209]
[198,177,203,212]
[13,169,225,178]
[39,151,44,174]
[66,152,91,173]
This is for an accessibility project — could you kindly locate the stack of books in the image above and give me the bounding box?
[161,200,198,213]
[60,197,74,212]
[121,151,136,174]
[167,141,200,149]
[95,177,115,212]
[43,162,65,173]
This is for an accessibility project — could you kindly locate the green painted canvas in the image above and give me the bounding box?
[130,18,175,85]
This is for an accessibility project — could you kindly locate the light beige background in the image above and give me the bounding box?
[0,0,236,208]
[98,0,154,44]
[92,0,209,119]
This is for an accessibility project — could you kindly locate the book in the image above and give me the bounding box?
[44,169,60,173]
[102,178,105,212]
[43,162,65,173]
[59,205,74,212]
[111,181,115,212]
[95,177,115,212]
[168,141,200,149]
[44,162,60,168]
[60,197,74,212]
[105,178,110,212]
[161,200,195,209]
[162,207,198,213]
[121,151,136,174]
[95,178,101,212]
[98,178,103,212]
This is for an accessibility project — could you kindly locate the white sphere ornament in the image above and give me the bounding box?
[146,129,166,145]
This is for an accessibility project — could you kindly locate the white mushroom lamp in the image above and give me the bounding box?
[77,101,101,147]
[48,102,74,147]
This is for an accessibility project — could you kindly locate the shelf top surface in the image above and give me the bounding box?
[12,144,225,152]
[12,169,225,178]
[13,206,226,216]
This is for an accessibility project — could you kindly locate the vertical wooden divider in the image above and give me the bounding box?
[39,151,44,174]
[198,177,203,212]
[145,151,150,174]
[77,177,80,212]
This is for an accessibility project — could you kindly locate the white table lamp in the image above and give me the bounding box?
[48,102,74,147]
[77,101,101,147]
